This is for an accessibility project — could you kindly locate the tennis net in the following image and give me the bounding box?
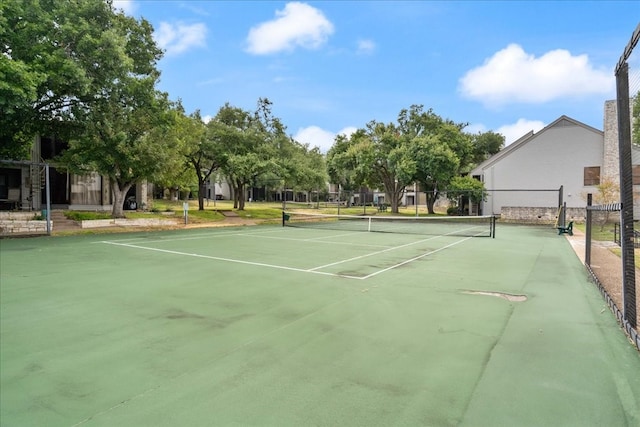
[282,212,496,238]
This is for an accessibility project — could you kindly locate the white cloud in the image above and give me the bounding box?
[154,22,207,56]
[294,126,357,153]
[337,126,358,139]
[112,0,135,14]
[459,44,613,106]
[497,119,545,145]
[246,2,334,55]
[357,39,376,55]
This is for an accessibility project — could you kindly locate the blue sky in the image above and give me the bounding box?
[114,1,639,152]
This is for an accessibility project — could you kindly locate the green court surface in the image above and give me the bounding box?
[1,224,639,426]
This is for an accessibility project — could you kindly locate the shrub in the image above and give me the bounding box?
[65,211,112,221]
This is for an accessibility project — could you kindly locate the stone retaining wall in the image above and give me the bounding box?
[80,218,177,228]
[1,212,178,235]
[500,206,586,224]
[0,212,49,235]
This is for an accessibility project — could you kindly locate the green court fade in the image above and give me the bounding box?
[1,224,639,426]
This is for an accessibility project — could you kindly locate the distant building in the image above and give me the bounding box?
[0,136,150,212]
[469,101,639,222]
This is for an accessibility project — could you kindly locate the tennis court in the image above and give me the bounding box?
[1,220,639,426]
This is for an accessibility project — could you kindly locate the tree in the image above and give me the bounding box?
[63,83,174,218]
[181,110,222,210]
[447,176,487,214]
[326,132,367,194]
[400,106,502,213]
[411,134,460,213]
[210,101,275,211]
[398,105,471,214]
[593,177,620,231]
[345,122,415,213]
[468,131,504,166]
[150,105,197,203]
[326,105,501,214]
[59,11,170,218]
[1,0,137,158]
[291,144,328,198]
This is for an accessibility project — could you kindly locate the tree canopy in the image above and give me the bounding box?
[1,0,145,158]
[53,3,171,217]
[2,0,505,217]
[327,105,501,213]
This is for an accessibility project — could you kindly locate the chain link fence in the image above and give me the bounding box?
[585,23,639,350]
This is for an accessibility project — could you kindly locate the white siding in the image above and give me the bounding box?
[471,117,603,216]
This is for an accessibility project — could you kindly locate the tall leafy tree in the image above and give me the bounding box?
[182,110,222,210]
[1,0,135,158]
[59,9,170,218]
[210,102,273,210]
[397,105,470,213]
[447,175,487,213]
[410,134,460,213]
[63,82,173,217]
[331,122,416,213]
[292,144,328,196]
[326,133,366,194]
[151,105,197,202]
[468,131,504,166]
[326,105,498,214]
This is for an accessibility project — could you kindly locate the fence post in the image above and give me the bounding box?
[616,60,637,328]
[585,194,592,266]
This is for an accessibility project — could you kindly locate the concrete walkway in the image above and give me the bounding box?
[565,228,586,264]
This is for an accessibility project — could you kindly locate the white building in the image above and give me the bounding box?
[469,101,639,222]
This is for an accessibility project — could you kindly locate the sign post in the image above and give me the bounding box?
[183,202,189,225]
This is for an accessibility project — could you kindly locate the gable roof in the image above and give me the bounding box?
[471,116,603,174]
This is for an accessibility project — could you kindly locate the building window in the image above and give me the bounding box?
[584,166,600,186]
[633,166,640,185]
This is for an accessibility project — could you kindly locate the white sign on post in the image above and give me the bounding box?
[183,202,189,224]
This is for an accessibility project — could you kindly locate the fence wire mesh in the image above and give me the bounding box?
[585,24,640,349]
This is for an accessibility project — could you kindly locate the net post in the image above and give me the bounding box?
[282,211,286,227]
[491,215,496,238]
[558,185,563,211]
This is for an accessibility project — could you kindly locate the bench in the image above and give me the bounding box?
[377,204,388,212]
[557,221,573,236]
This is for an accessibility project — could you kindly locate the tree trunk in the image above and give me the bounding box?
[387,185,403,214]
[237,183,246,210]
[198,180,206,211]
[233,184,239,209]
[111,180,132,218]
[425,190,439,214]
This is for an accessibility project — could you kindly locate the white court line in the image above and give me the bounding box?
[100,241,364,280]
[308,234,443,271]
[96,228,284,245]
[361,236,474,279]
[99,229,481,280]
